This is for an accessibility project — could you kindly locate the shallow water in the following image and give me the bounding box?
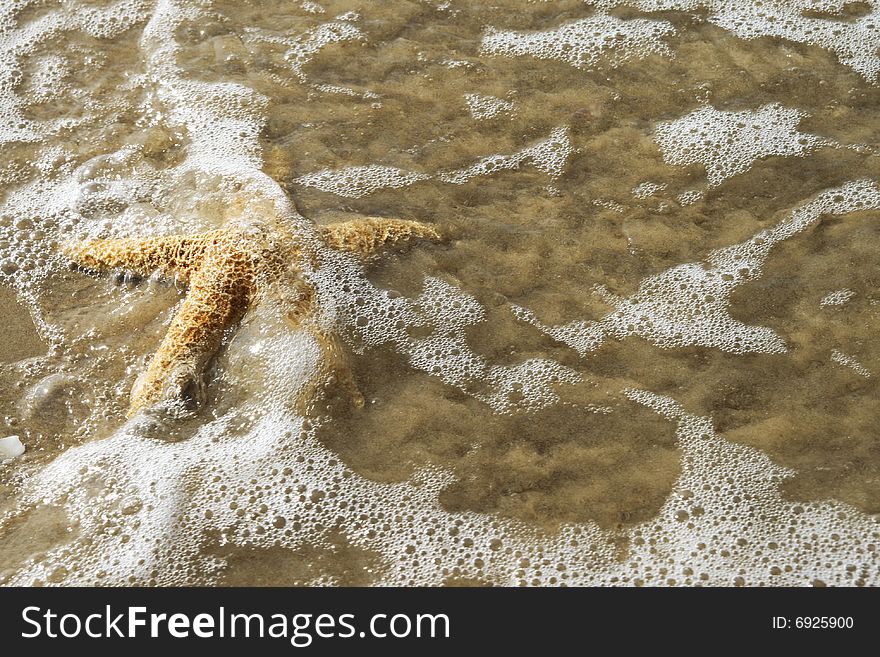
[0,0,879,586]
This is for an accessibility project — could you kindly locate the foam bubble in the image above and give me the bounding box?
[137,0,280,187]
[596,0,880,82]
[654,103,834,188]
[592,198,627,213]
[312,83,380,100]
[295,165,430,198]
[310,263,582,414]
[4,365,877,585]
[676,189,704,205]
[515,180,880,356]
[464,93,515,120]
[438,126,573,184]
[285,16,364,82]
[831,349,871,377]
[442,58,476,69]
[480,13,676,70]
[820,288,855,307]
[295,126,573,197]
[632,181,667,198]
[300,1,325,14]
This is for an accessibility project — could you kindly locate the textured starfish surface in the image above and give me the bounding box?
[64,216,440,416]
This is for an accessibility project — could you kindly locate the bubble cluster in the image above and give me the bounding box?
[820,288,855,307]
[592,198,627,213]
[300,1,325,15]
[295,165,430,198]
[676,189,704,206]
[311,82,380,100]
[632,181,667,198]
[463,93,515,120]
[597,0,880,82]
[309,260,581,414]
[831,349,871,377]
[24,54,70,104]
[654,104,833,188]
[515,180,880,356]
[438,126,573,184]
[480,13,676,70]
[295,126,573,197]
[3,353,877,585]
[284,15,365,82]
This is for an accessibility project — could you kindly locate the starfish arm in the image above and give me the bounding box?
[128,249,253,414]
[313,328,365,409]
[64,232,222,283]
[320,217,440,258]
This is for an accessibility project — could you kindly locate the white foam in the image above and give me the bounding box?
[655,103,832,188]
[300,1,325,14]
[442,58,477,69]
[481,13,676,70]
[25,54,69,103]
[294,126,573,197]
[4,365,877,585]
[142,3,270,178]
[592,198,627,213]
[464,93,515,120]
[632,181,667,198]
[596,0,880,82]
[831,349,871,377]
[820,288,855,307]
[310,265,582,414]
[312,83,380,99]
[438,126,573,184]
[285,16,364,82]
[676,189,704,205]
[515,181,880,356]
[295,165,430,198]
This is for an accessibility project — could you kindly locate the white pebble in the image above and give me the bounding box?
[0,435,25,461]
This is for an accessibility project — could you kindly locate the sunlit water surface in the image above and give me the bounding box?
[1,0,879,586]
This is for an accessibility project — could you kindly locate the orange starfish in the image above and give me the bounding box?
[65,216,440,415]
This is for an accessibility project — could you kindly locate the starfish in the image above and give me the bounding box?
[64,215,440,416]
